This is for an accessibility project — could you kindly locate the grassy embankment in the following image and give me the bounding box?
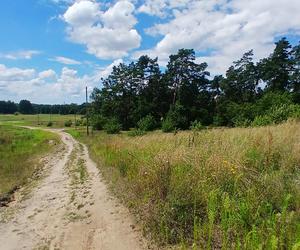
[69,121,300,249]
[0,125,59,198]
[0,114,80,128]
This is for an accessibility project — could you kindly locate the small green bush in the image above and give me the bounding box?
[252,115,273,127]
[75,119,81,126]
[47,121,53,127]
[14,112,20,116]
[91,115,106,130]
[162,117,176,132]
[137,115,156,131]
[104,119,122,134]
[64,120,72,127]
[190,120,205,131]
[127,129,146,137]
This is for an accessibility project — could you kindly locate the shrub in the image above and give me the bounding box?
[162,117,176,132]
[64,120,72,127]
[127,129,146,137]
[104,119,122,134]
[137,115,156,131]
[81,118,87,126]
[251,115,273,127]
[251,104,300,127]
[75,119,81,127]
[14,112,20,116]
[47,121,53,127]
[91,114,106,130]
[233,116,251,127]
[190,120,205,131]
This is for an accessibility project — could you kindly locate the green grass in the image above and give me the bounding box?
[0,114,82,128]
[0,125,59,196]
[69,121,300,249]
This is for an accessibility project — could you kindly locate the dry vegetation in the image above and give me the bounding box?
[71,121,300,249]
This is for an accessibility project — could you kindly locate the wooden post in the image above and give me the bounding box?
[86,86,89,136]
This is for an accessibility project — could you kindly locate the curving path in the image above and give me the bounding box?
[0,128,147,250]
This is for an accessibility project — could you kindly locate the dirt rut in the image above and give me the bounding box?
[0,129,147,250]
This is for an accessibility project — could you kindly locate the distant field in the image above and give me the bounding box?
[70,121,300,249]
[0,114,82,128]
[0,125,59,197]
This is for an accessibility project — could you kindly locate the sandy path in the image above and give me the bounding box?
[0,128,147,250]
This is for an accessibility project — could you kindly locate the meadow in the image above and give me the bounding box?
[0,114,81,128]
[70,121,300,249]
[0,125,59,198]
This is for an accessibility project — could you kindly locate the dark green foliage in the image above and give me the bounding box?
[137,115,157,131]
[104,118,122,134]
[127,129,146,137]
[91,114,106,130]
[190,120,204,131]
[89,39,300,130]
[64,120,72,127]
[259,38,293,92]
[0,101,18,114]
[75,119,81,126]
[46,121,53,127]
[162,116,176,132]
[19,100,34,114]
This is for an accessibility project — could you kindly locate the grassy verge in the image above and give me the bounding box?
[0,125,59,198]
[69,122,300,249]
[0,114,82,128]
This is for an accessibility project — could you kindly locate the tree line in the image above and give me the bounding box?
[0,100,85,115]
[89,37,300,132]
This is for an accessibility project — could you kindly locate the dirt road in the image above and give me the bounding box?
[0,128,147,250]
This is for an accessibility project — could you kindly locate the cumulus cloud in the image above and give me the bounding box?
[0,50,41,60]
[0,61,120,103]
[0,64,35,81]
[38,69,57,79]
[138,0,191,17]
[138,0,300,74]
[51,56,81,65]
[63,0,141,59]
[98,58,123,79]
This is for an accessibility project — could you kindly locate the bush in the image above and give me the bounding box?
[47,121,53,127]
[162,117,176,132]
[64,120,72,127]
[233,116,251,127]
[251,104,300,127]
[75,119,81,126]
[91,115,106,130]
[14,112,20,116]
[104,119,122,134]
[127,129,146,137]
[137,115,156,131]
[251,115,273,127]
[190,120,205,131]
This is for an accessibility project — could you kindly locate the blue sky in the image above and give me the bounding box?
[0,0,300,104]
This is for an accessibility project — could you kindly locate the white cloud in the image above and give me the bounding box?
[0,61,120,103]
[38,69,57,79]
[63,0,141,59]
[138,0,300,74]
[0,50,41,60]
[51,56,81,65]
[98,58,123,79]
[0,64,35,81]
[138,0,192,17]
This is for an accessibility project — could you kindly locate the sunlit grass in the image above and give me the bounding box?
[0,114,82,128]
[72,121,300,248]
[0,125,59,196]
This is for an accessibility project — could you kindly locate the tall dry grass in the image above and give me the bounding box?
[77,121,300,248]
